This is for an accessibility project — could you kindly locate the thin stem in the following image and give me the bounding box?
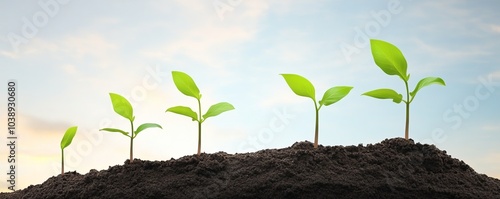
[314,101,319,148]
[404,81,410,140]
[198,121,202,156]
[130,120,134,162]
[61,150,64,175]
[197,99,202,156]
[405,102,410,140]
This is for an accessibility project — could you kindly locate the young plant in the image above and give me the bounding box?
[60,126,77,175]
[166,71,235,156]
[280,74,353,148]
[362,39,446,140]
[100,93,162,163]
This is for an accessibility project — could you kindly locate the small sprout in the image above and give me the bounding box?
[60,126,78,175]
[100,93,162,162]
[280,74,353,148]
[362,39,446,140]
[166,71,235,156]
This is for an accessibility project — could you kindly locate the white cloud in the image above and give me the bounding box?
[144,23,256,68]
[414,39,489,61]
[0,49,18,59]
[61,33,118,62]
[481,124,500,132]
[490,70,500,79]
[61,64,78,75]
[489,24,500,34]
[141,0,269,70]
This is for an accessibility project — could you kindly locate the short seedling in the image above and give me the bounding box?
[166,71,235,156]
[60,126,77,175]
[281,74,353,148]
[100,93,162,162]
[362,39,446,140]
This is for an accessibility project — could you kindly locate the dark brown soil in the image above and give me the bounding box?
[2,138,500,199]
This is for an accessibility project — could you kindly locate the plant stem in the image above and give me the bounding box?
[405,102,410,140]
[61,150,64,175]
[404,81,410,140]
[314,101,319,148]
[197,99,202,156]
[130,120,134,162]
[198,121,201,156]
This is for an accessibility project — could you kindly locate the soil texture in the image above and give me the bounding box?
[1,138,500,198]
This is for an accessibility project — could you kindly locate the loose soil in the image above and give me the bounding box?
[1,138,499,198]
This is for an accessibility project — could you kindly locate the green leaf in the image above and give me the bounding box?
[172,71,201,99]
[60,126,78,150]
[134,123,163,137]
[100,128,130,137]
[370,39,408,81]
[411,77,446,97]
[166,106,198,121]
[319,86,353,106]
[280,74,316,101]
[203,102,235,121]
[362,88,403,103]
[109,93,134,122]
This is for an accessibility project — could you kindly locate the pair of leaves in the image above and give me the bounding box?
[101,93,162,137]
[61,126,78,150]
[167,71,235,122]
[280,74,353,108]
[101,123,162,138]
[363,39,446,103]
[167,102,235,122]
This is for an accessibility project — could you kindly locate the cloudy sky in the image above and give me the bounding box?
[1,0,499,191]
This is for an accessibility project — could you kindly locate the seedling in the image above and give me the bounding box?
[166,71,235,156]
[60,126,77,175]
[100,93,162,162]
[280,74,353,148]
[362,39,446,140]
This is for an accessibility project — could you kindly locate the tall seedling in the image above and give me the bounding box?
[362,39,446,139]
[166,71,235,156]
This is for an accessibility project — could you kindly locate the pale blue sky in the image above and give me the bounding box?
[1,0,499,191]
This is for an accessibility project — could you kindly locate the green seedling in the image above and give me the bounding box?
[100,93,162,162]
[166,71,235,156]
[280,74,353,148]
[362,39,446,140]
[60,126,77,175]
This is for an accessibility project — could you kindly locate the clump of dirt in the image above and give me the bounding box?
[2,138,500,198]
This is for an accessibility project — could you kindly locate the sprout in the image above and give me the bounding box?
[281,74,353,148]
[60,126,77,175]
[362,39,446,139]
[166,71,235,156]
[100,93,162,162]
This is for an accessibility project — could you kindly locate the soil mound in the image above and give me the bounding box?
[2,138,499,198]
